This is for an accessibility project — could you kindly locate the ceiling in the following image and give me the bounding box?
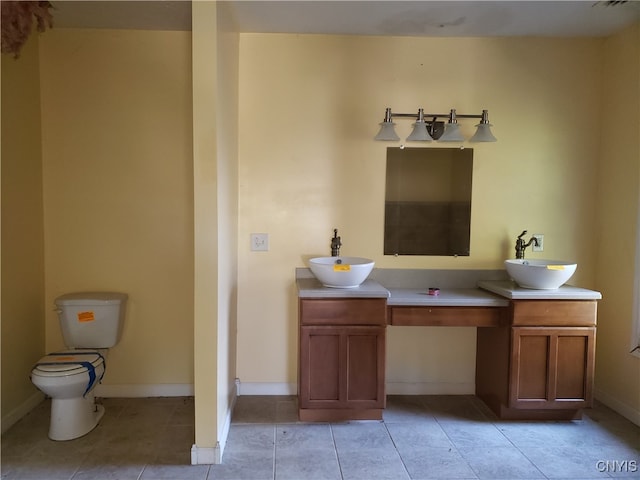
[50,1,640,37]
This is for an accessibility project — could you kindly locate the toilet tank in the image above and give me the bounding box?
[55,292,128,348]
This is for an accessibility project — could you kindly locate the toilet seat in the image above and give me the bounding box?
[32,351,105,396]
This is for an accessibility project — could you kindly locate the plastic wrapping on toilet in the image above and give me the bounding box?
[33,351,105,396]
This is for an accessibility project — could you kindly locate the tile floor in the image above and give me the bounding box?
[1,395,639,480]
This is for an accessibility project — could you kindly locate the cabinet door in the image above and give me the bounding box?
[299,325,385,409]
[509,327,595,409]
[345,329,386,405]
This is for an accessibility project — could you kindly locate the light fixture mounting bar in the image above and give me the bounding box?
[386,112,483,120]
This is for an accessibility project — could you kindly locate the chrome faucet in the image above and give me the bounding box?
[515,230,539,259]
[331,229,342,257]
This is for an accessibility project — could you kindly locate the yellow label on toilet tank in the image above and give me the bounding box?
[78,311,95,322]
[55,356,75,361]
[333,264,351,272]
[546,265,565,271]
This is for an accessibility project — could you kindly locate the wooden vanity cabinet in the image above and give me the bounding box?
[298,298,386,421]
[477,300,597,420]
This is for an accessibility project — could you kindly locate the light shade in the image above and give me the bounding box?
[405,121,433,142]
[374,121,400,141]
[438,123,465,142]
[469,123,497,142]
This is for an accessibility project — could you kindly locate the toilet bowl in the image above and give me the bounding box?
[30,292,127,441]
[31,350,107,441]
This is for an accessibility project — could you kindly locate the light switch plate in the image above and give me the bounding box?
[532,234,544,252]
[251,233,269,251]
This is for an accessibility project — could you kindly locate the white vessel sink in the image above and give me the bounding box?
[308,256,375,288]
[505,259,577,290]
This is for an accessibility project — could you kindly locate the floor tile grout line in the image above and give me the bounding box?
[498,422,553,480]
[272,423,277,480]
[495,417,549,479]
[69,456,90,480]
[329,423,345,480]
[431,414,484,480]
[514,444,551,480]
[381,420,413,480]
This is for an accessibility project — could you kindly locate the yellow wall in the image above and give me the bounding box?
[1,34,46,426]
[38,29,194,389]
[237,34,603,390]
[595,22,640,420]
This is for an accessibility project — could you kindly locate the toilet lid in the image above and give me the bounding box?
[33,351,104,376]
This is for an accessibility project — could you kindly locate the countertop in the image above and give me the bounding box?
[295,268,602,303]
[296,274,508,307]
[387,288,509,307]
[478,280,602,300]
[296,277,390,299]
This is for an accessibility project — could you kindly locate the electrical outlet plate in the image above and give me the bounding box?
[532,234,544,252]
[250,233,269,251]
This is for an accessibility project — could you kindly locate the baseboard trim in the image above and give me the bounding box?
[191,380,238,465]
[1,391,45,434]
[191,444,219,465]
[595,388,640,426]
[237,382,296,396]
[234,382,475,396]
[94,383,194,398]
[386,382,475,395]
[217,380,238,462]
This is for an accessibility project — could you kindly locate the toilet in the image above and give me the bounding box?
[31,292,127,441]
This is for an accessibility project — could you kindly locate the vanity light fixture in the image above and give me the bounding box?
[374,107,497,142]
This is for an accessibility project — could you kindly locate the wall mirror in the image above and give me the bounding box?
[384,147,473,256]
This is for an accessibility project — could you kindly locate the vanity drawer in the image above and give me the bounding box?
[511,300,597,326]
[299,298,387,326]
[389,306,505,327]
